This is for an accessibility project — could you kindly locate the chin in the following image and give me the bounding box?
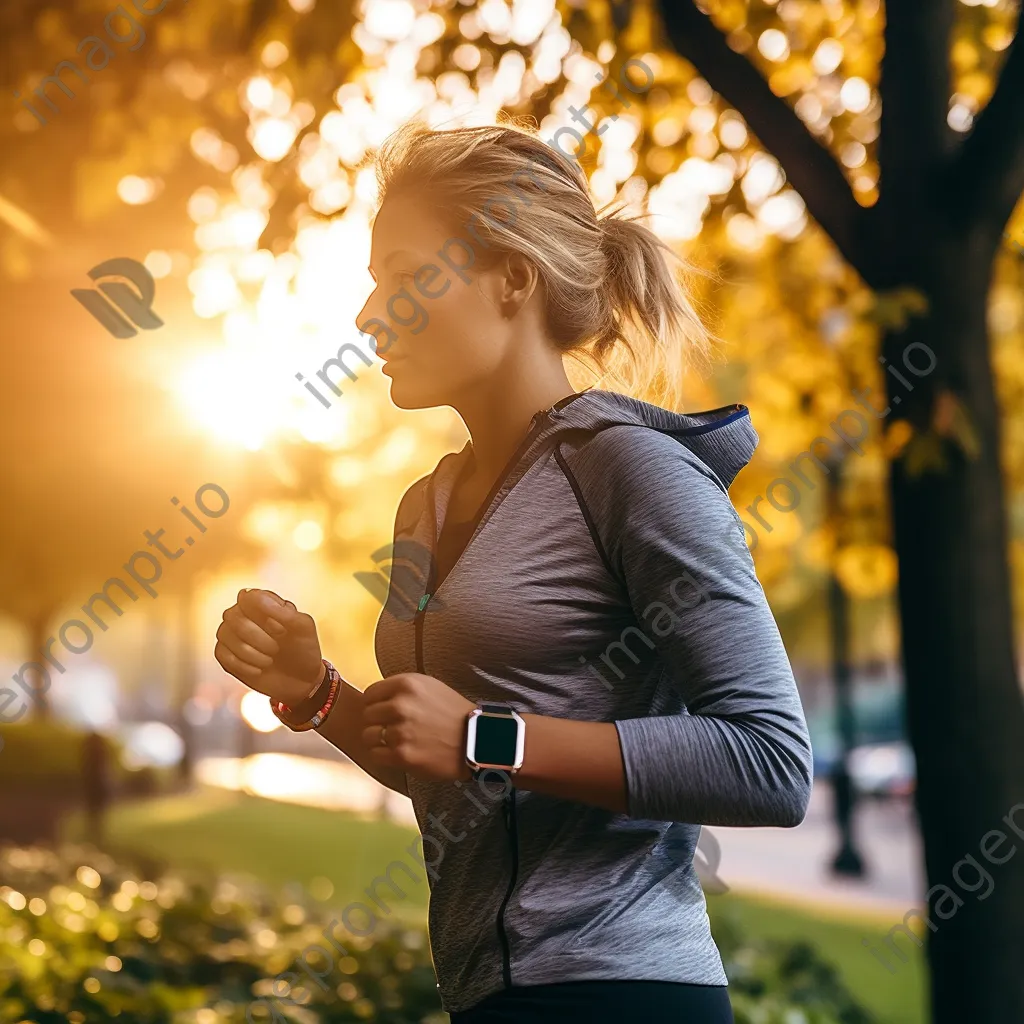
[384,368,445,411]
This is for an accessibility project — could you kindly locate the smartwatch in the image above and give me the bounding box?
[465,702,526,779]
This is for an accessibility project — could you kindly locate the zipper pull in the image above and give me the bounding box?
[502,790,515,829]
[417,593,431,613]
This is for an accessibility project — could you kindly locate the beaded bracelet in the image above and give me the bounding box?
[270,660,342,732]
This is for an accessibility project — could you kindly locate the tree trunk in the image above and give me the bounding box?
[27,612,51,718]
[651,4,1024,1018]
[885,230,1024,1022]
[177,587,195,785]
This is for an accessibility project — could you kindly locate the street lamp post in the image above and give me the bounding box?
[826,451,867,877]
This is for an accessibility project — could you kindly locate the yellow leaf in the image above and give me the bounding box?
[835,544,899,599]
[957,70,995,106]
[901,431,948,478]
[769,59,815,96]
[951,38,978,73]
[880,419,913,460]
[801,526,836,572]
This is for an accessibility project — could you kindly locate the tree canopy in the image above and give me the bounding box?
[4,0,1022,672]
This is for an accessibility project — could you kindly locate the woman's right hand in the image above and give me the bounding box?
[214,589,325,706]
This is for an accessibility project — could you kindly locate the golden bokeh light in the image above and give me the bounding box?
[240,691,283,734]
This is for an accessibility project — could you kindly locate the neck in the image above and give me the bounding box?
[454,359,576,483]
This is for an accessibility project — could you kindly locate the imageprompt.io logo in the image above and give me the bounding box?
[71,257,164,338]
[354,540,445,622]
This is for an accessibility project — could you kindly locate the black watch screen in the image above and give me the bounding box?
[474,713,520,766]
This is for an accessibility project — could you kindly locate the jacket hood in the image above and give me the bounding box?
[545,389,758,489]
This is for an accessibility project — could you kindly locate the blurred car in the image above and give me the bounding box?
[117,720,185,770]
[806,683,915,797]
[847,740,916,797]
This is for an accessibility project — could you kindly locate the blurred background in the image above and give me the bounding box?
[0,0,1022,1022]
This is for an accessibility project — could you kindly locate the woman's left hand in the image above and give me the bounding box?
[362,673,475,782]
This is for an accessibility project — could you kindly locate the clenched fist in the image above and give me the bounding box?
[362,672,476,782]
[214,589,324,706]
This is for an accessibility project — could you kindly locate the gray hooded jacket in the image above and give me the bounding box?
[374,389,813,1013]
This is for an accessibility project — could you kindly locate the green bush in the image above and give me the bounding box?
[0,843,875,1023]
[715,911,875,1024]
[0,721,171,797]
[0,721,96,789]
[0,843,442,1024]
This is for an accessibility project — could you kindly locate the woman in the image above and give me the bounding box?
[214,122,813,1023]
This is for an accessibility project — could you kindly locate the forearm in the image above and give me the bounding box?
[514,714,628,814]
[316,678,410,798]
[616,711,812,827]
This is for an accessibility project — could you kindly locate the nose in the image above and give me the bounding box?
[355,281,390,335]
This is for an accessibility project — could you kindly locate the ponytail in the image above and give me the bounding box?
[591,212,713,405]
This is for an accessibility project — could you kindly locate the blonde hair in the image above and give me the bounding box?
[373,120,713,408]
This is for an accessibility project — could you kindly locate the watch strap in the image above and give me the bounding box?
[479,701,514,715]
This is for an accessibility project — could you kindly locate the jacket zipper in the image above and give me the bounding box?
[414,592,430,674]
[439,409,553,597]
[413,407,555,668]
[413,402,572,989]
[496,789,519,987]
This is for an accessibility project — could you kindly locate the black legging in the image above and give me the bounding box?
[449,980,735,1023]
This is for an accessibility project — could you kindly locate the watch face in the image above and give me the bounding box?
[474,714,519,766]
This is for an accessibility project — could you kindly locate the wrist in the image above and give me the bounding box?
[271,660,341,733]
[279,660,329,719]
[304,659,328,698]
[457,728,474,781]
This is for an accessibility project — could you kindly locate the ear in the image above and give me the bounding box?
[499,252,539,319]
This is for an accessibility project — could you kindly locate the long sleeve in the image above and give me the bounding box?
[567,424,814,827]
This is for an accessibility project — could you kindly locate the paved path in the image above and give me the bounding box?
[710,784,921,919]
[196,755,921,919]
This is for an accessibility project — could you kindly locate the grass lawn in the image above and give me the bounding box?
[62,787,431,924]
[61,787,927,1024]
[708,892,928,1024]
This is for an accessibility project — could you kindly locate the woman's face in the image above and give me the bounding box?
[356,192,515,410]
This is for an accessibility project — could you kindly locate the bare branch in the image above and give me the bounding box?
[657,0,876,285]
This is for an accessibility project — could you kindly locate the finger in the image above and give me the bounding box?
[362,724,407,762]
[238,589,290,621]
[267,590,298,612]
[214,641,266,689]
[362,723,387,750]
[213,630,265,674]
[215,620,276,668]
[221,607,280,658]
[362,700,404,727]
[362,719,409,750]
[264,616,287,637]
[362,676,409,707]
[239,590,304,636]
[234,590,285,636]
